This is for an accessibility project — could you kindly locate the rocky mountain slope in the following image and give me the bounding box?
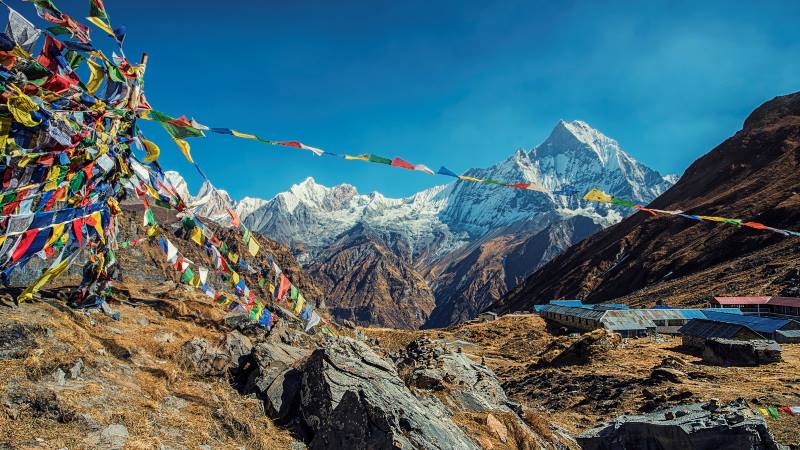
[494,92,800,314]
[169,120,675,327]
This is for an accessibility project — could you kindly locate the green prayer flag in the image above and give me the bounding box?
[181,267,195,284]
[144,208,156,226]
[611,197,636,208]
[69,171,86,195]
[219,241,229,256]
[47,25,71,36]
[368,154,392,165]
[768,407,780,420]
[88,0,109,21]
[66,50,85,71]
[150,110,205,139]
[105,61,126,83]
[290,285,299,301]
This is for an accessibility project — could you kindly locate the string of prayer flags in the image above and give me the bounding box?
[146,112,581,196]
[582,188,800,238]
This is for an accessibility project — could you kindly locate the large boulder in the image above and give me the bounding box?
[702,338,782,366]
[577,400,785,450]
[239,342,310,423]
[300,337,480,450]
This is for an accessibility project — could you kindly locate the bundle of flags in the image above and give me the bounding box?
[583,188,800,238]
[0,0,145,301]
[0,0,331,335]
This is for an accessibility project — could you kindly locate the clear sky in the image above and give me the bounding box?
[24,0,800,199]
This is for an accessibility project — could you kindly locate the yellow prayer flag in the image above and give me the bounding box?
[228,252,239,264]
[344,154,369,161]
[696,216,729,223]
[0,236,6,247]
[86,59,105,94]
[190,226,204,245]
[141,138,160,162]
[0,116,11,150]
[7,92,41,127]
[231,130,257,139]
[18,256,73,303]
[45,223,66,249]
[231,272,240,285]
[583,188,614,203]
[293,293,305,315]
[174,138,193,163]
[90,211,105,243]
[458,175,483,182]
[247,236,260,256]
[269,283,275,295]
[86,16,115,36]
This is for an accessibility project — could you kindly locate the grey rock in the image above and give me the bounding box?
[410,368,444,390]
[69,359,83,379]
[99,424,129,450]
[702,338,782,367]
[650,367,685,383]
[224,331,253,367]
[577,400,785,450]
[52,368,66,386]
[180,337,229,377]
[265,368,302,422]
[300,337,479,450]
[245,342,310,395]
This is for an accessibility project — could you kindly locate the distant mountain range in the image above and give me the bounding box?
[494,93,800,315]
[167,120,676,328]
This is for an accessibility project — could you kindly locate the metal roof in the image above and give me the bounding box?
[600,314,655,331]
[550,300,585,307]
[592,303,630,310]
[714,297,771,305]
[767,297,800,308]
[678,319,762,339]
[701,311,794,334]
[777,330,800,338]
[539,305,605,320]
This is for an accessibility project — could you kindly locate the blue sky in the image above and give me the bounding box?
[24,0,800,199]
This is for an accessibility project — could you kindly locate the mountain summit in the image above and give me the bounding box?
[168,120,675,328]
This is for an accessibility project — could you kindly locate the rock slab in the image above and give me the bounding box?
[702,338,782,367]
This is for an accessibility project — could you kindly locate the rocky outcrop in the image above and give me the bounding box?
[300,337,479,449]
[577,400,785,450]
[702,338,782,367]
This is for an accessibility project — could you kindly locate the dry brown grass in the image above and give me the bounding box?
[0,287,297,449]
[365,313,800,447]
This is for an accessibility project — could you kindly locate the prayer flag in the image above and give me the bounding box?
[391,157,415,170]
[344,154,369,161]
[437,166,459,177]
[247,235,260,256]
[305,311,320,332]
[142,138,160,163]
[174,138,193,163]
[88,0,109,21]
[18,251,74,302]
[368,154,392,165]
[583,188,614,203]
[190,226,203,245]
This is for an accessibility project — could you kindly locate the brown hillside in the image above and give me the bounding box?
[494,92,800,312]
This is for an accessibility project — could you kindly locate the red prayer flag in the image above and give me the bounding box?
[743,222,769,230]
[166,115,193,128]
[391,157,416,170]
[277,274,291,301]
[225,206,240,228]
[72,218,84,247]
[635,205,658,216]
[509,183,530,189]
[276,141,303,148]
[11,229,39,263]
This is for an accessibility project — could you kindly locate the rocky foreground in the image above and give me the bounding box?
[2,287,798,449]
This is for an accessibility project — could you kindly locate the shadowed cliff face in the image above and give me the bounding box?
[306,225,436,329]
[495,92,800,313]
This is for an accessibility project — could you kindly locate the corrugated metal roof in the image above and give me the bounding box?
[701,308,744,315]
[550,300,585,307]
[601,311,655,331]
[539,305,605,320]
[767,297,800,308]
[777,330,800,338]
[701,311,793,334]
[592,303,630,310]
[714,297,771,305]
[678,319,759,339]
